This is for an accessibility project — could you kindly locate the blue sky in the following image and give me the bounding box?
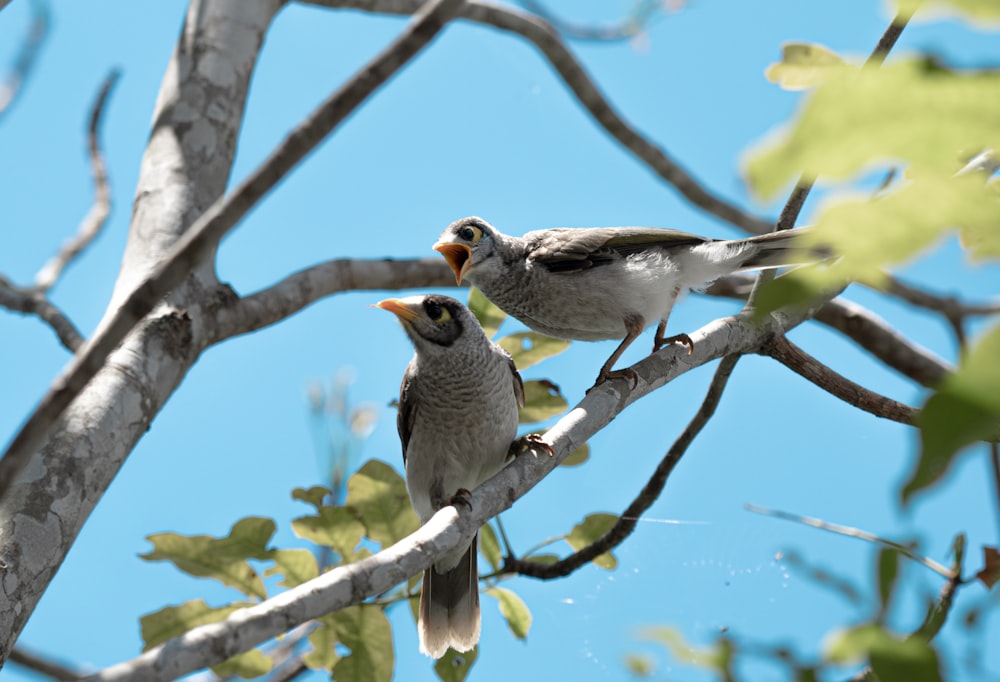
[3,1,999,680]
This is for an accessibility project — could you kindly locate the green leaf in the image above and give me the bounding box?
[893,0,1000,22]
[906,324,1000,502]
[303,622,340,671]
[638,626,725,668]
[518,380,568,424]
[328,605,394,682]
[210,649,273,679]
[291,506,365,560]
[434,646,478,682]
[468,287,506,338]
[292,485,332,510]
[765,42,847,90]
[479,523,502,572]
[746,60,1000,200]
[623,653,655,677]
[265,548,319,588]
[140,517,276,598]
[876,548,902,621]
[140,599,255,650]
[566,513,619,570]
[523,553,560,565]
[561,443,590,467]
[346,460,420,547]
[498,332,571,370]
[826,623,941,682]
[486,587,532,639]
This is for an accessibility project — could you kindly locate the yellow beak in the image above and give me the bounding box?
[374,298,420,322]
[433,242,473,285]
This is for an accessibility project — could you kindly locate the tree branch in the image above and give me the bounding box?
[0,0,49,120]
[0,0,468,504]
[298,0,775,234]
[9,644,87,681]
[33,70,119,292]
[0,275,84,352]
[505,354,741,579]
[514,0,661,41]
[761,336,918,426]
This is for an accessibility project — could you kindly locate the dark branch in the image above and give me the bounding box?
[0,275,84,352]
[504,354,741,579]
[761,336,918,426]
[9,645,87,681]
[0,0,468,504]
[0,0,49,120]
[883,274,1000,320]
[34,70,119,292]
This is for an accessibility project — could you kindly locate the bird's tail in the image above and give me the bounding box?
[726,228,831,271]
[418,535,480,659]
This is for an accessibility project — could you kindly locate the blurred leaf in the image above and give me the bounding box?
[623,653,655,677]
[140,517,276,598]
[826,623,942,681]
[567,513,619,570]
[479,523,502,572]
[347,460,420,547]
[765,42,847,90]
[140,599,254,650]
[639,626,726,668]
[303,621,340,670]
[906,324,1000,502]
[292,485,332,511]
[211,649,273,679]
[498,332,571,370]
[519,380,568,424]
[893,0,1000,22]
[291,506,365,560]
[561,443,590,467]
[434,645,478,682]
[486,587,532,639]
[468,287,506,338]
[524,553,560,565]
[265,548,319,589]
[975,546,1000,588]
[746,60,1000,200]
[328,605,394,682]
[876,548,902,621]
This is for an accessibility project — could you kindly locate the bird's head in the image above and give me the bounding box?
[374,294,471,349]
[433,216,501,285]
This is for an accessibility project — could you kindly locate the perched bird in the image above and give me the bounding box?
[434,216,823,387]
[376,294,524,659]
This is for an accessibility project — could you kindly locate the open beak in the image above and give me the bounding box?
[433,242,473,285]
[374,298,420,323]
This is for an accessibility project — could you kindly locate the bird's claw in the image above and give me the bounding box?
[653,332,694,355]
[509,433,554,458]
[588,367,638,393]
[449,488,473,510]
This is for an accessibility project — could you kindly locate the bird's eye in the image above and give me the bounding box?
[423,299,452,323]
[457,224,483,243]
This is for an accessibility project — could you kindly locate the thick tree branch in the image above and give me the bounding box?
[299,0,775,234]
[0,0,468,504]
[33,70,119,292]
[761,336,918,426]
[0,0,48,120]
[0,275,84,351]
[505,354,741,579]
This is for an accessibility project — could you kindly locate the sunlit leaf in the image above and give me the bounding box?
[524,553,560,565]
[746,60,1000,200]
[893,0,1000,23]
[468,287,506,338]
[140,599,255,650]
[623,653,655,677]
[479,523,502,572]
[292,485,332,511]
[638,626,726,668]
[826,622,942,681]
[434,645,478,682]
[265,548,319,589]
[211,649,273,679]
[291,506,365,560]
[498,332,571,370]
[486,587,532,639]
[346,459,420,547]
[140,517,276,598]
[561,443,590,467]
[566,513,618,570]
[328,605,394,682]
[975,546,1000,589]
[303,621,340,670]
[765,42,848,90]
[905,324,1000,502]
[519,380,568,424]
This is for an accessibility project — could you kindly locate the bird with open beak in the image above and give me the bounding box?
[375,294,524,659]
[434,216,823,388]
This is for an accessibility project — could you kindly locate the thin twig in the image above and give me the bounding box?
[505,354,741,579]
[9,645,87,680]
[745,504,953,579]
[0,0,49,120]
[34,70,120,292]
[0,275,85,352]
[761,336,917,425]
[301,0,775,234]
[990,444,1000,545]
[515,0,661,41]
[0,0,468,504]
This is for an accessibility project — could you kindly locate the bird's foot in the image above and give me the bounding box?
[587,366,638,393]
[509,433,554,459]
[653,332,694,355]
[449,488,473,510]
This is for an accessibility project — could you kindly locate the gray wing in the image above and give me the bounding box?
[397,363,419,464]
[522,227,709,273]
[508,353,525,408]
